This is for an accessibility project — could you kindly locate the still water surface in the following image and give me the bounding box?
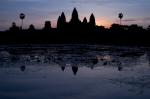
[0,44,150,99]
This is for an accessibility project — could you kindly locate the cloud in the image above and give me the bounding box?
[122,17,150,22]
[142,17,150,21]
[3,0,43,2]
[71,0,140,5]
[122,19,137,22]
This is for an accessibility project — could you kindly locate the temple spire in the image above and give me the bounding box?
[89,13,96,26]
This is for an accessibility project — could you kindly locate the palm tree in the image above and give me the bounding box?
[118,13,123,25]
[20,13,25,29]
[147,25,150,31]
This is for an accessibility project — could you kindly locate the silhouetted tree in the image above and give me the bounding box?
[28,24,35,31]
[89,13,96,27]
[43,21,51,31]
[9,22,19,31]
[110,24,122,31]
[118,13,123,25]
[96,26,105,31]
[147,25,150,31]
[20,13,25,29]
[128,24,144,31]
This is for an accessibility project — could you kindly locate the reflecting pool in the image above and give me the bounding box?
[0,44,150,99]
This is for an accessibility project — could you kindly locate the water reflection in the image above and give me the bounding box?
[20,65,26,72]
[146,51,150,66]
[0,45,147,69]
[0,45,148,72]
[118,65,123,71]
[0,45,150,99]
[110,75,150,95]
[72,66,78,75]
[61,66,65,71]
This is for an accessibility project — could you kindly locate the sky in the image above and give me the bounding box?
[0,0,150,31]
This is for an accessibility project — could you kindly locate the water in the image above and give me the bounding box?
[0,44,150,99]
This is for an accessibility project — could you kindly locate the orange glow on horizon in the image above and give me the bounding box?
[51,18,112,29]
[35,18,112,29]
[96,17,112,28]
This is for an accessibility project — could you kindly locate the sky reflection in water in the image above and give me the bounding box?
[0,44,150,99]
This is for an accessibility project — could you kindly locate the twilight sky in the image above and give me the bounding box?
[0,0,150,31]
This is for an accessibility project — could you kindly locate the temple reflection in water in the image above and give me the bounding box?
[0,44,150,99]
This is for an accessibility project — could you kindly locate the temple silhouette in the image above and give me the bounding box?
[0,8,150,46]
[56,8,97,33]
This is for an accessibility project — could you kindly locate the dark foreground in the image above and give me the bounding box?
[0,30,150,46]
[0,44,150,99]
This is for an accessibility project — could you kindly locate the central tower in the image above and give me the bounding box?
[70,8,80,24]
